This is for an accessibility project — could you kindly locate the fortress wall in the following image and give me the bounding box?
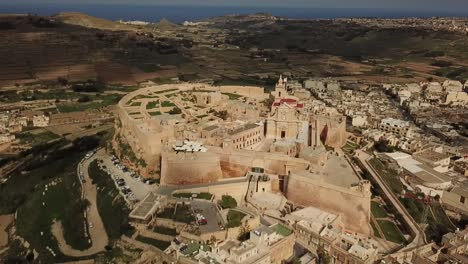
[219,85,267,99]
[285,174,371,235]
[324,119,347,149]
[214,148,310,178]
[160,152,222,186]
[172,180,272,205]
[160,147,310,186]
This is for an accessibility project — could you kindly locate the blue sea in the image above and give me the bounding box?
[0,3,467,23]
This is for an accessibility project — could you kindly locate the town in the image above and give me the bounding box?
[0,5,467,264]
[1,73,467,264]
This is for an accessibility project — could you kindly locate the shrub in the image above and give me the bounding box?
[219,195,237,209]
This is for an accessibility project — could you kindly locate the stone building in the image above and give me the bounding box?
[292,207,378,264]
[379,118,410,137]
[193,91,228,107]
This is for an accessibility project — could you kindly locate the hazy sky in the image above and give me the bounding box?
[5,0,468,10]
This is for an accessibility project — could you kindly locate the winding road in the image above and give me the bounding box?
[51,149,109,257]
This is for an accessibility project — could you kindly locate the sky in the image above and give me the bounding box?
[4,0,468,11]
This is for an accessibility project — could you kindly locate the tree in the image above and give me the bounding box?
[78,95,91,103]
[57,77,68,86]
[219,195,237,209]
[238,222,250,241]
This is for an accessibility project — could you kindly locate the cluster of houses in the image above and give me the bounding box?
[0,110,49,145]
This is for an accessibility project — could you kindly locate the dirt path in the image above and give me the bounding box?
[51,150,109,257]
[0,214,14,249]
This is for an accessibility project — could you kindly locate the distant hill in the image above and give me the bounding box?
[55,12,136,31]
[156,18,178,30]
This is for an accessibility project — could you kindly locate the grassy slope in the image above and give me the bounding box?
[15,153,89,261]
[87,160,132,242]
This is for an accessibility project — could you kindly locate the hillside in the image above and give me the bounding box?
[55,12,136,31]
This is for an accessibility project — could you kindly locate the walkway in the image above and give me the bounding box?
[355,150,426,251]
[51,149,109,257]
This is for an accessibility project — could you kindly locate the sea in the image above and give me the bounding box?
[0,3,467,23]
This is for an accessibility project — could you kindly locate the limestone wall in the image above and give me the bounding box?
[160,147,309,186]
[219,85,267,99]
[285,173,371,235]
[160,151,222,186]
[270,234,295,264]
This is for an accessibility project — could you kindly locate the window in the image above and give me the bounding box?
[281,131,286,138]
[460,196,465,204]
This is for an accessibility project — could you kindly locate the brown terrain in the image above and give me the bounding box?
[0,12,466,90]
[0,214,14,249]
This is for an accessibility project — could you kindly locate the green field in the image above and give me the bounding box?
[371,201,388,218]
[377,220,406,244]
[146,100,159,109]
[370,221,381,238]
[272,224,293,236]
[153,226,177,236]
[88,161,133,241]
[149,111,162,116]
[369,158,404,193]
[161,100,175,107]
[57,94,122,113]
[173,192,213,200]
[14,153,89,262]
[226,210,246,228]
[17,130,59,146]
[135,235,170,251]
[342,141,359,154]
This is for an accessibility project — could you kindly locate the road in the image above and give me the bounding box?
[355,150,426,251]
[51,149,109,257]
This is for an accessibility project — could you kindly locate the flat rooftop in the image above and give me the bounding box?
[321,155,360,188]
[382,152,451,184]
[129,192,163,220]
[290,206,338,226]
[414,149,449,163]
[228,123,260,135]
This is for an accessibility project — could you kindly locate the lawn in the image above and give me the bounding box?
[173,192,213,200]
[226,210,246,228]
[371,201,388,218]
[14,153,89,262]
[161,101,176,107]
[219,195,237,209]
[370,221,381,238]
[272,224,293,236]
[149,111,162,116]
[342,141,359,154]
[377,220,406,244]
[146,100,159,110]
[135,235,170,251]
[88,161,133,241]
[153,226,177,236]
[369,158,404,193]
